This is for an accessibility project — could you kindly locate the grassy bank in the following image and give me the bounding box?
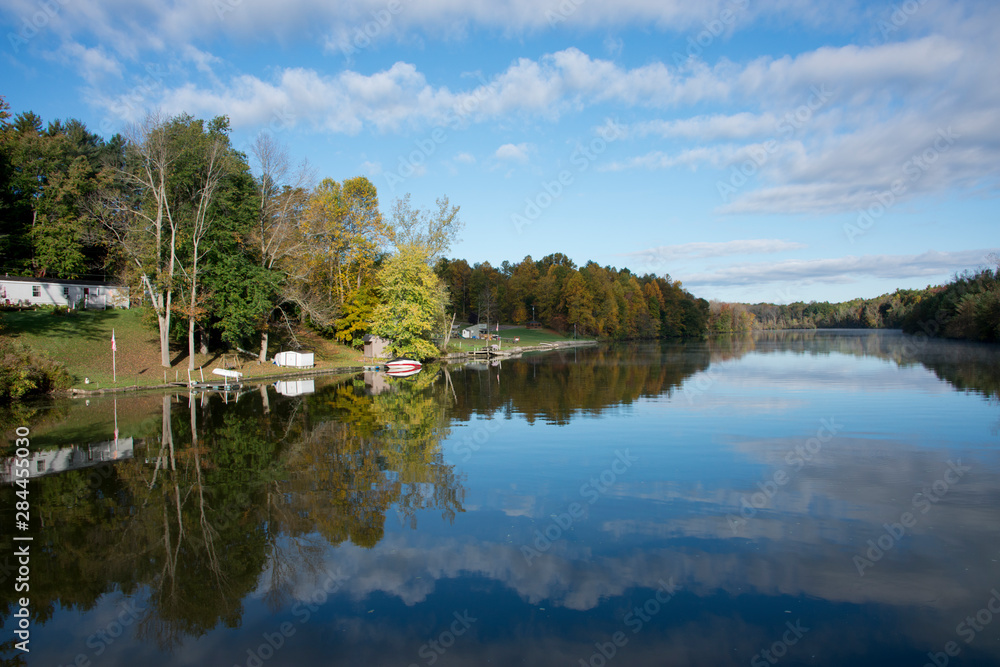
[444,326,586,352]
[1,308,365,391]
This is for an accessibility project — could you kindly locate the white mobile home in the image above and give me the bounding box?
[0,276,129,309]
[1,437,134,483]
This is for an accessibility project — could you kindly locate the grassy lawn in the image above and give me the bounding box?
[444,326,586,352]
[1,307,365,390]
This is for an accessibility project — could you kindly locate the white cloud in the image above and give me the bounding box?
[632,112,781,141]
[681,249,1000,287]
[19,0,845,57]
[494,142,531,162]
[624,240,807,264]
[603,36,623,57]
[360,160,382,175]
[48,41,123,83]
[33,0,999,219]
[454,152,476,164]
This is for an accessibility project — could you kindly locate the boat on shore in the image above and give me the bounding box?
[385,358,422,377]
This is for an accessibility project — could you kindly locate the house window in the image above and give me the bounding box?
[32,286,40,297]
[94,288,100,296]
[63,287,69,298]
[36,460,44,472]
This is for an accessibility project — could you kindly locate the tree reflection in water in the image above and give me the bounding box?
[0,369,465,652]
[1,332,997,660]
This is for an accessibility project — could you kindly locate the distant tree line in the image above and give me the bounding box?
[712,262,1000,343]
[434,253,709,339]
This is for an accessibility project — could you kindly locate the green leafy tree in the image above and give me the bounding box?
[1,110,115,279]
[371,245,448,360]
[335,286,378,348]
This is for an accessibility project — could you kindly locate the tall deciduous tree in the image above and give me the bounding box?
[390,194,463,263]
[175,118,233,370]
[101,112,180,368]
[287,175,391,330]
[100,113,244,368]
[1,111,114,279]
[248,132,313,361]
[370,245,448,361]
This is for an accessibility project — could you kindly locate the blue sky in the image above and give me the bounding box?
[2,0,997,302]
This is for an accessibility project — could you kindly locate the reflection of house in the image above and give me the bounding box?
[274,379,315,396]
[0,275,129,309]
[363,370,392,395]
[363,335,391,359]
[1,437,134,483]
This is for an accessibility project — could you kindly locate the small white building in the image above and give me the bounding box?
[0,275,129,309]
[462,324,489,339]
[273,351,314,368]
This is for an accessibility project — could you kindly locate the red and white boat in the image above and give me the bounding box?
[385,358,422,377]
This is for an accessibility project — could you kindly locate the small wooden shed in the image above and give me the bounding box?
[363,335,391,359]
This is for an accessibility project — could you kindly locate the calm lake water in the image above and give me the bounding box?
[2,330,1000,666]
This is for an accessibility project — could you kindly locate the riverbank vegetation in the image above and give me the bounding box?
[708,264,1000,343]
[434,253,709,340]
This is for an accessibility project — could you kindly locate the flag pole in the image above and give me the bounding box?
[112,328,117,383]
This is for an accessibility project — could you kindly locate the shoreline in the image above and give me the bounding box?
[66,364,366,396]
[63,339,600,396]
[441,339,598,362]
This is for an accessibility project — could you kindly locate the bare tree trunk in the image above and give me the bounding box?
[441,312,456,351]
[259,330,269,363]
[187,316,197,371]
[260,383,270,414]
[160,302,171,368]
